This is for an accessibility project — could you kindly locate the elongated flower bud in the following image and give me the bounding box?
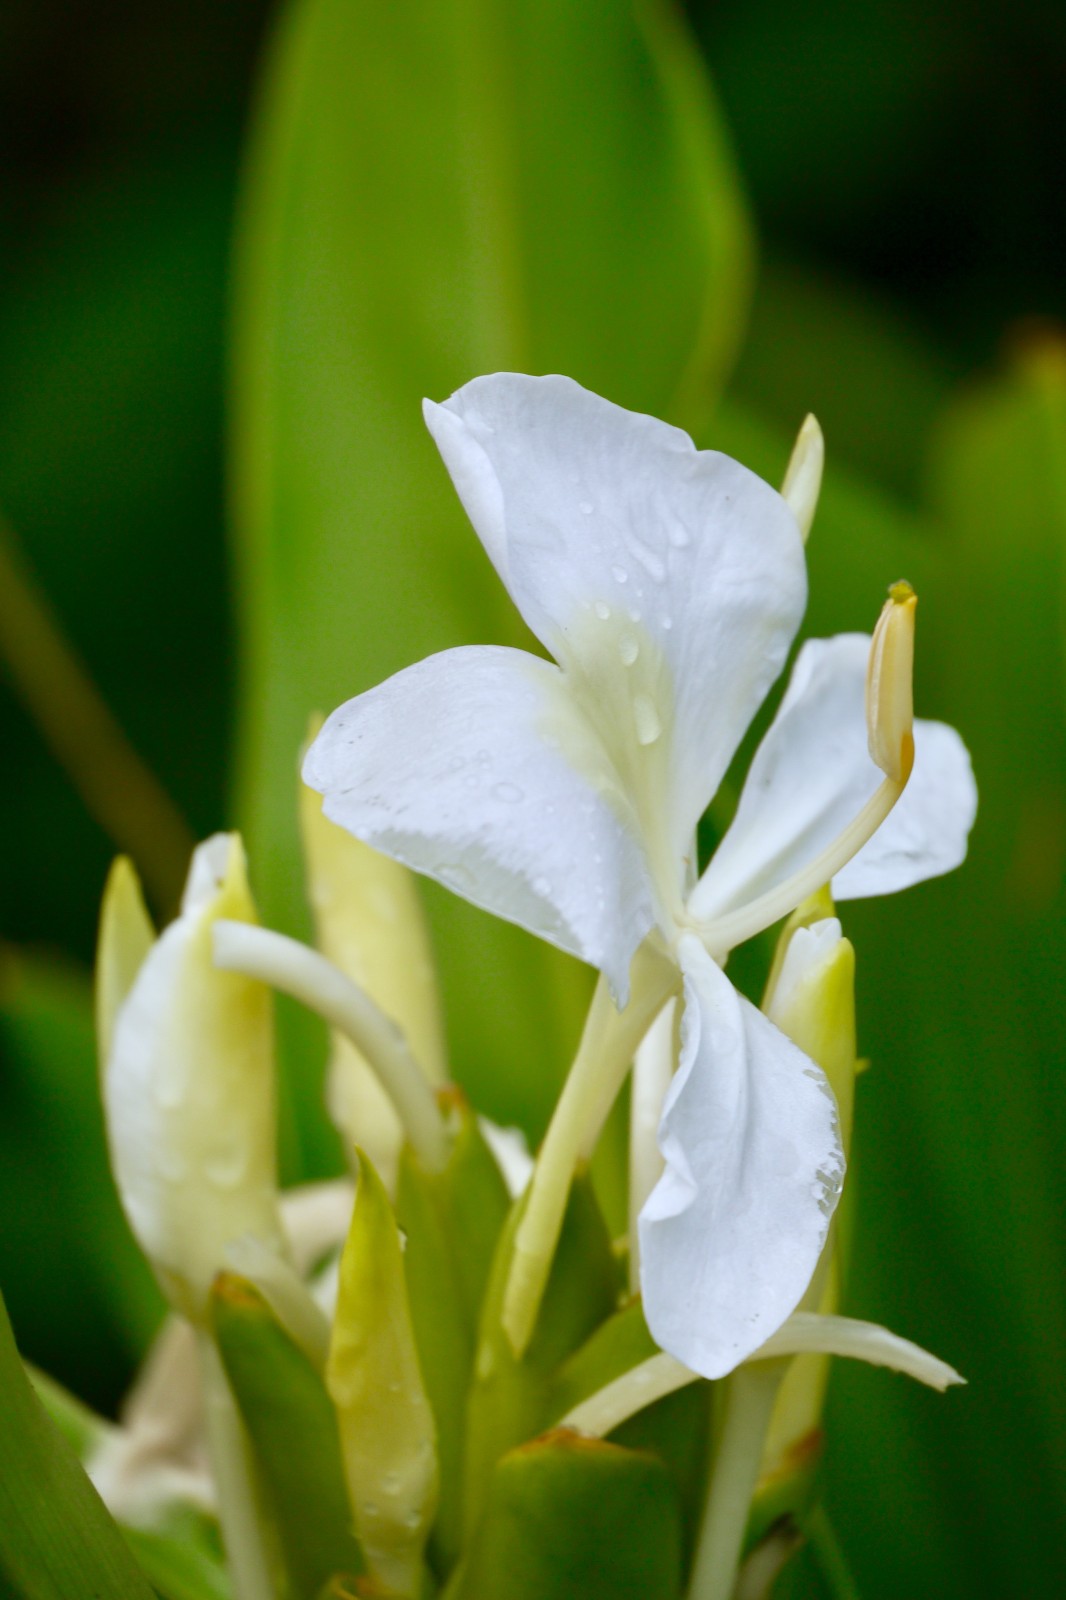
[95,856,155,1077]
[780,413,824,543]
[300,728,445,1190]
[102,835,284,1323]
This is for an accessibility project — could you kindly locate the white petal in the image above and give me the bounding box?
[303,645,656,1000]
[690,634,976,923]
[425,374,807,856]
[638,936,844,1380]
[832,719,977,898]
[754,1312,964,1391]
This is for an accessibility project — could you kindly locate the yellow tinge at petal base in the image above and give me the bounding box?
[102,834,285,1323]
[301,723,446,1190]
[328,1151,438,1599]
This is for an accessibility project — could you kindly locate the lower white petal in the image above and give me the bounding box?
[638,936,844,1380]
[303,645,656,1000]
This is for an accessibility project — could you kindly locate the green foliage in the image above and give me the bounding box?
[0,1289,158,1600]
[229,0,752,1158]
[212,1273,363,1598]
[444,1432,683,1600]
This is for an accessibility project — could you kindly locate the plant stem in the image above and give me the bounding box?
[687,1363,785,1600]
[501,941,677,1356]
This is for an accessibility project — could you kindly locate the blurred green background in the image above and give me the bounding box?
[1,1,1064,1595]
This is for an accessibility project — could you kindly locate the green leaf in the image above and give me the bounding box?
[821,345,1066,1597]
[228,0,752,1160]
[122,1524,232,1600]
[444,1432,683,1600]
[397,1106,511,1570]
[463,1176,620,1536]
[0,1289,158,1599]
[0,952,163,1391]
[211,1273,362,1599]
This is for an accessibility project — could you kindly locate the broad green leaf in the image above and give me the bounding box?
[0,1290,157,1600]
[822,346,1066,1598]
[444,1432,682,1600]
[211,1273,362,1598]
[122,1525,231,1600]
[0,951,163,1392]
[229,0,753,1160]
[463,1176,620,1536]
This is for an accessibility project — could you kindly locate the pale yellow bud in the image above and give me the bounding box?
[95,857,155,1077]
[300,720,445,1190]
[780,413,824,543]
[103,835,284,1323]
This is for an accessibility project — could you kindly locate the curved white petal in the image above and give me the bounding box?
[638,936,844,1380]
[303,645,656,1000]
[832,719,977,898]
[690,634,977,924]
[425,374,807,858]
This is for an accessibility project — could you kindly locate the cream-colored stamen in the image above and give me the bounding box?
[695,586,918,954]
[867,580,916,782]
[780,414,824,543]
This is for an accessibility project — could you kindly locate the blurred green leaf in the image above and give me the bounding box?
[821,344,1066,1597]
[212,1273,362,1599]
[0,952,163,1401]
[122,1525,232,1600]
[229,0,752,1161]
[0,1289,158,1600]
[444,1431,682,1600]
[463,1176,620,1537]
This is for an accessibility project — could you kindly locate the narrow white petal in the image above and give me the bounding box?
[638,936,844,1380]
[754,1312,965,1391]
[832,719,977,898]
[425,374,807,859]
[690,634,977,924]
[303,645,656,1000]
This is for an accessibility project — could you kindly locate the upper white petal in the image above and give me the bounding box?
[638,936,844,1380]
[425,374,807,865]
[833,718,977,898]
[302,645,657,1001]
[689,633,977,924]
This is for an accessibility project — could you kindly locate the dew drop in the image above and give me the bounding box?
[611,565,628,584]
[668,521,691,549]
[533,875,551,897]
[579,500,594,515]
[362,1502,380,1520]
[633,693,662,746]
[404,1511,423,1530]
[382,1472,401,1495]
[662,615,674,631]
[204,1143,249,1190]
[493,781,523,804]
[618,633,639,667]
[628,606,642,623]
[594,600,611,621]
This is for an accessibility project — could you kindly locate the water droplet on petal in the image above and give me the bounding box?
[618,633,639,666]
[493,781,523,803]
[662,615,674,631]
[533,875,551,897]
[594,600,611,621]
[630,540,666,582]
[204,1143,248,1190]
[611,565,628,584]
[668,521,691,549]
[579,500,594,515]
[633,693,662,746]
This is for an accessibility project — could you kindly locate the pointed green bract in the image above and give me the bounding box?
[229,0,752,1150]
[328,1151,438,1598]
[0,1290,158,1600]
[397,1106,512,1570]
[211,1272,363,1598]
[444,1432,682,1600]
